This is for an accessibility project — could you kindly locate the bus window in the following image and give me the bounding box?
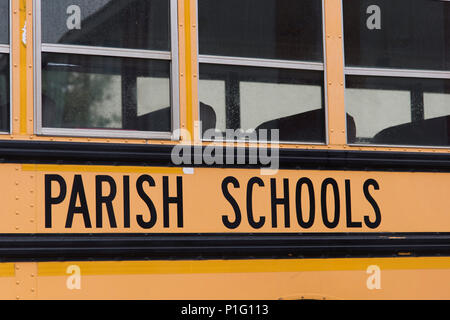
[0,0,9,133]
[35,0,178,139]
[344,0,450,147]
[198,0,326,143]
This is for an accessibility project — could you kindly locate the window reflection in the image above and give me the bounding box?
[344,0,449,70]
[346,76,450,146]
[42,53,171,132]
[42,0,170,51]
[0,0,8,44]
[198,0,326,143]
[199,64,326,143]
[0,53,8,132]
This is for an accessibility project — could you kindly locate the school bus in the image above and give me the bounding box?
[0,0,448,300]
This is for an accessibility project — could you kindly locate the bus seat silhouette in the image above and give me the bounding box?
[373,115,450,146]
[256,108,356,143]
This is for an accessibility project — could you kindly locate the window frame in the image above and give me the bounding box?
[0,0,12,135]
[196,0,329,145]
[342,0,450,148]
[33,0,180,140]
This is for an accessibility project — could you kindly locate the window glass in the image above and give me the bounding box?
[344,0,450,147]
[42,53,171,132]
[199,0,323,61]
[198,0,325,143]
[42,0,170,51]
[346,76,450,146]
[200,64,325,142]
[39,0,176,137]
[0,0,9,133]
[0,53,9,132]
[344,0,450,70]
[0,0,8,44]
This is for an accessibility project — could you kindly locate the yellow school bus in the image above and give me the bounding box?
[0,0,448,300]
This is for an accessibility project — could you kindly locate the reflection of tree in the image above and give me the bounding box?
[63,72,119,128]
[43,70,121,129]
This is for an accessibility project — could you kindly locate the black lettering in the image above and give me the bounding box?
[363,179,382,229]
[163,176,183,228]
[321,178,340,229]
[246,177,265,229]
[221,177,241,229]
[270,179,290,228]
[295,178,315,229]
[66,175,92,228]
[95,175,117,228]
[45,174,67,229]
[123,176,130,228]
[136,175,157,229]
[345,180,362,228]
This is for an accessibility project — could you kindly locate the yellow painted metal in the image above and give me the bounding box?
[177,0,187,138]
[0,163,443,234]
[0,0,448,301]
[19,0,27,135]
[37,257,450,277]
[183,0,199,142]
[324,0,346,146]
[0,257,444,299]
[14,263,37,300]
[11,0,20,135]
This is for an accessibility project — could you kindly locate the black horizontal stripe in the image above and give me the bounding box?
[0,140,449,172]
[0,233,449,262]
